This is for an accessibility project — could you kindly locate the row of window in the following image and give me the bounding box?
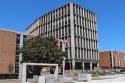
[16,35,21,74]
[39,16,70,33]
[15,55,19,74]
[37,23,97,41]
[39,4,70,24]
[74,15,96,29]
[74,25,97,40]
[40,24,71,38]
[64,46,98,60]
[15,34,27,74]
[75,37,98,50]
[39,11,96,31]
[75,48,98,60]
[73,4,96,21]
[30,16,96,36]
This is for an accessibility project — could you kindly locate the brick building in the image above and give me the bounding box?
[99,51,125,71]
[0,29,27,75]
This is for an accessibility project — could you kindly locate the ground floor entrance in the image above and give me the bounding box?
[65,59,98,71]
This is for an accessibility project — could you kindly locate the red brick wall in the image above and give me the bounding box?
[0,30,16,74]
[113,52,119,67]
[99,51,125,69]
[119,52,125,68]
[99,52,111,69]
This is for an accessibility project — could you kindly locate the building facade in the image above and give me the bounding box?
[0,29,27,76]
[99,51,125,71]
[26,3,99,70]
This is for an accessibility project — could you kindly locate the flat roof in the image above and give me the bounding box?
[0,28,26,35]
[26,2,96,30]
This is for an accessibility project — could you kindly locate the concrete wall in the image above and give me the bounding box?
[27,19,39,36]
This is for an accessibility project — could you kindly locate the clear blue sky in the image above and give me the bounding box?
[0,0,125,52]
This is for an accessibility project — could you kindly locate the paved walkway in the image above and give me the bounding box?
[0,79,21,83]
[0,74,125,83]
[88,76,125,83]
[75,74,125,83]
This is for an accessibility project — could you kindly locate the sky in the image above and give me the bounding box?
[0,0,125,52]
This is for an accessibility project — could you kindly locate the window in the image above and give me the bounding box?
[56,29,58,37]
[16,38,20,44]
[65,20,67,24]
[68,19,70,24]
[81,38,83,47]
[59,28,61,37]
[17,34,20,37]
[73,4,76,14]
[65,6,67,15]
[75,62,82,70]
[80,27,82,36]
[53,11,55,19]
[68,24,70,35]
[16,56,19,62]
[78,48,80,58]
[59,8,60,17]
[77,27,79,36]
[74,25,76,35]
[68,4,70,14]
[62,7,63,15]
[78,37,79,47]
[65,26,67,36]
[79,7,80,15]
[62,27,64,36]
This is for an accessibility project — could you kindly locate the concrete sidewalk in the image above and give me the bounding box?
[75,74,125,83]
[0,79,21,83]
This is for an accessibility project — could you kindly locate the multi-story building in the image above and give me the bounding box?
[26,3,99,70]
[0,29,27,78]
[99,51,125,71]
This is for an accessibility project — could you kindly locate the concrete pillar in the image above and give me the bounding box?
[97,62,100,70]
[82,62,85,73]
[22,63,26,83]
[111,52,114,69]
[62,57,66,76]
[39,76,45,83]
[90,62,92,71]
[72,59,75,70]
[62,42,65,52]
[54,65,58,79]
[19,53,22,79]
[70,3,75,71]
[19,34,24,79]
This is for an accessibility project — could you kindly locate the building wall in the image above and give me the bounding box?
[72,3,98,62]
[99,51,125,70]
[119,52,125,68]
[113,52,119,68]
[99,52,111,69]
[27,19,39,36]
[0,30,16,74]
[26,3,99,70]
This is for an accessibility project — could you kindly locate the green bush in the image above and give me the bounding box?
[91,71,99,77]
[8,64,14,79]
